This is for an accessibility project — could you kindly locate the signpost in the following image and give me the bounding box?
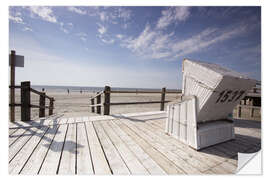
[9,50,24,122]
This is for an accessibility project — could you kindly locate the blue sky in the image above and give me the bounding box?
[9,6,261,89]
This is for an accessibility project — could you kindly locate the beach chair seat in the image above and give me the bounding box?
[166,59,256,150]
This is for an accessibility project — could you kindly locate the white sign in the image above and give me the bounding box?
[9,55,24,67]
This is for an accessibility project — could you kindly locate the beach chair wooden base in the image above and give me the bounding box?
[166,96,235,150]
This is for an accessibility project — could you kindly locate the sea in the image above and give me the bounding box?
[31,85,180,93]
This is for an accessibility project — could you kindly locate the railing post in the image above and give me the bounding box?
[21,81,31,121]
[97,92,101,114]
[160,87,166,111]
[49,98,54,115]
[91,98,95,113]
[250,106,254,118]
[39,92,46,117]
[237,106,241,119]
[104,86,111,115]
[10,50,16,122]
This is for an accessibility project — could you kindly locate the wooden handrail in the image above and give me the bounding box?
[9,81,55,121]
[105,90,181,94]
[237,104,261,109]
[30,88,54,100]
[90,90,104,100]
[9,103,22,106]
[30,104,51,109]
[9,85,21,88]
[89,86,180,115]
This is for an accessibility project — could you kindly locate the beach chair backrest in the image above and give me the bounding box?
[182,59,256,122]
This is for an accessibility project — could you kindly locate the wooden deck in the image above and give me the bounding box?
[9,111,261,175]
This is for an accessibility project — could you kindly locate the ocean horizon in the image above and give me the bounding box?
[31,85,180,93]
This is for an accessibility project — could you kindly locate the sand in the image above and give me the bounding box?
[13,89,182,121]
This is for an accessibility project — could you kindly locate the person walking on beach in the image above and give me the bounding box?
[67,89,70,94]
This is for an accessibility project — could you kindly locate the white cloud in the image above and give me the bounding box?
[96,7,132,27]
[67,7,86,15]
[96,23,115,44]
[101,38,115,44]
[29,6,57,23]
[9,15,24,24]
[76,32,87,42]
[121,22,248,60]
[123,24,157,53]
[117,7,132,21]
[99,11,109,22]
[23,27,33,32]
[122,27,173,59]
[173,26,247,58]
[116,34,124,39]
[97,24,107,35]
[59,22,70,34]
[156,7,191,29]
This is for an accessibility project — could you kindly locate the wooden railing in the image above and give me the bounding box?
[235,104,261,119]
[9,81,55,122]
[89,86,182,115]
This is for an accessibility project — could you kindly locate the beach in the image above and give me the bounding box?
[13,89,182,121]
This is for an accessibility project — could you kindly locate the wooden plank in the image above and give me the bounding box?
[84,121,111,174]
[9,121,34,129]
[76,123,94,174]
[114,120,184,174]
[66,117,75,124]
[39,124,68,175]
[93,121,130,174]
[109,120,166,175]
[9,128,18,136]
[9,127,39,162]
[120,111,165,117]
[75,116,87,123]
[211,165,232,174]
[101,121,149,174]
[47,116,61,126]
[20,125,59,174]
[9,128,28,146]
[135,121,211,172]
[147,119,225,166]
[88,115,116,122]
[219,161,237,173]
[9,126,49,174]
[203,169,216,174]
[121,119,201,174]
[58,117,68,124]
[58,123,77,175]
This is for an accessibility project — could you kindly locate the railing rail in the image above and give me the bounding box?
[9,81,55,121]
[90,86,181,115]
